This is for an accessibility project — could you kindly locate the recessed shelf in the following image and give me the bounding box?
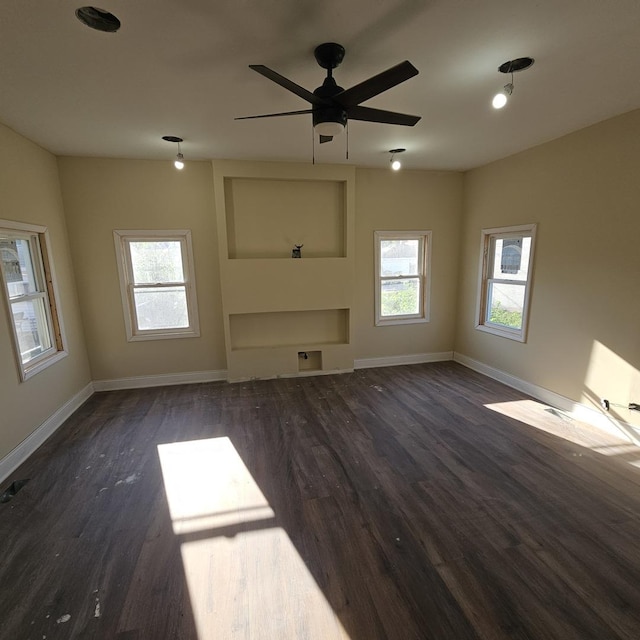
[224,177,346,259]
[229,309,349,351]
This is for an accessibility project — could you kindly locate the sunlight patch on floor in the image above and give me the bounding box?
[483,399,640,468]
[158,437,275,535]
[158,437,350,640]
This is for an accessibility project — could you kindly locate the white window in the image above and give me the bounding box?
[476,224,537,342]
[374,231,431,326]
[113,230,200,341]
[0,220,67,380]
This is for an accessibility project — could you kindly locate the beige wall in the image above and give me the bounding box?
[354,168,463,360]
[456,109,640,428]
[6,104,637,457]
[57,158,226,381]
[0,124,91,460]
[56,158,463,382]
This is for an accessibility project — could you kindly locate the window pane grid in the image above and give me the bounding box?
[130,281,189,289]
[486,277,526,286]
[476,225,535,341]
[375,231,430,325]
[114,230,199,341]
[380,275,419,281]
[0,223,64,379]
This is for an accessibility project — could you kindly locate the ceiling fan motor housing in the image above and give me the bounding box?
[313,77,347,130]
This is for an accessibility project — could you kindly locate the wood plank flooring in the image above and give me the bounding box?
[2,362,640,639]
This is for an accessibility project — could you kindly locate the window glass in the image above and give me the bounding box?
[2,238,38,295]
[11,297,53,362]
[380,239,420,276]
[381,278,420,317]
[490,236,531,281]
[133,286,189,330]
[486,281,525,330]
[129,240,185,284]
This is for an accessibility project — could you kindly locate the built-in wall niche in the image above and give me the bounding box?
[298,350,322,372]
[229,308,349,350]
[224,178,346,259]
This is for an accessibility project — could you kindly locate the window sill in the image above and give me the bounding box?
[22,350,68,381]
[127,329,201,342]
[475,323,526,343]
[375,316,429,327]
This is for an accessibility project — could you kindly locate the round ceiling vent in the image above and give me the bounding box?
[498,57,535,74]
[75,7,121,33]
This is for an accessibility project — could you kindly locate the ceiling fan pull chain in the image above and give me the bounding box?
[346,122,349,161]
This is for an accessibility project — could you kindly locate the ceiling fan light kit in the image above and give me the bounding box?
[237,43,421,146]
[492,57,534,109]
[162,136,185,170]
[389,148,405,171]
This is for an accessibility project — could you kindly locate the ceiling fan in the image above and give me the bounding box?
[236,43,421,143]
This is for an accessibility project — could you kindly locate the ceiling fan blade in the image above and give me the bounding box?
[347,105,421,126]
[249,65,325,105]
[319,135,333,144]
[235,108,313,120]
[335,61,419,107]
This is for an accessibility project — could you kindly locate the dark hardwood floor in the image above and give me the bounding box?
[2,362,640,639]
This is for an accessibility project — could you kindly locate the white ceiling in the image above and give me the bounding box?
[2,0,640,171]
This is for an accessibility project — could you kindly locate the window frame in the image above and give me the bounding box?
[0,219,67,381]
[113,229,200,342]
[374,230,432,326]
[475,223,537,342]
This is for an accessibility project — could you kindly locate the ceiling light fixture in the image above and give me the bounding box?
[389,148,405,171]
[313,106,347,138]
[492,57,534,109]
[162,135,185,170]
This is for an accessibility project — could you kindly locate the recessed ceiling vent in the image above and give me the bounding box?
[75,7,121,32]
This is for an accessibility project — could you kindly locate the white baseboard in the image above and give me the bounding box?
[93,369,227,391]
[0,382,94,484]
[453,352,640,445]
[354,351,453,370]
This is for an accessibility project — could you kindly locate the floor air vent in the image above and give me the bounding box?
[0,479,30,504]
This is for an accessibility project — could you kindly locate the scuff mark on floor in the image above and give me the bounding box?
[115,473,140,486]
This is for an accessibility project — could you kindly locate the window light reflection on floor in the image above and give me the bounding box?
[483,399,640,468]
[158,437,350,640]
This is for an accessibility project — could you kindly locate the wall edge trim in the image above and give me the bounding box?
[92,369,228,391]
[453,352,640,444]
[0,382,94,484]
[354,352,454,369]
